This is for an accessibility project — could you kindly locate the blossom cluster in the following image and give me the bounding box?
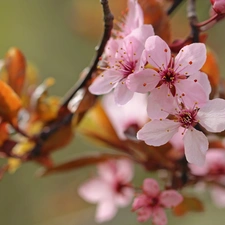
[89,0,225,167]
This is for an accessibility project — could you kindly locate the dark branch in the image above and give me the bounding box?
[187,0,199,42]
[60,0,114,108]
[167,0,185,16]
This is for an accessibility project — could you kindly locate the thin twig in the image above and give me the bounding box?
[60,0,114,108]
[27,0,114,158]
[167,0,185,15]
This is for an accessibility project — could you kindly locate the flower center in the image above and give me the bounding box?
[115,60,137,77]
[160,68,177,85]
[177,109,198,129]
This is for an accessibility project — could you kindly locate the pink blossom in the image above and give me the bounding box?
[78,159,134,223]
[132,178,183,225]
[211,0,225,14]
[116,0,144,38]
[127,36,208,118]
[190,149,225,207]
[89,27,154,105]
[137,98,225,166]
[102,92,148,140]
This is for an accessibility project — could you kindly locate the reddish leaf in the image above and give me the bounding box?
[173,196,204,216]
[0,80,22,126]
[5,48,26,96]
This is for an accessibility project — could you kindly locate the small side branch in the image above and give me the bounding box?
[167,0,185,16]
[60,0,114,108]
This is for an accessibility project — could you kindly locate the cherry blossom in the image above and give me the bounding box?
[211,0,225,14]
[78,159,134,223]
[137,98,225,166]
[127,35,208,118]
[116,0,144,38]
[89,28,154,105]
[102,92,148,140]
[132,178,183,225]
[190,149,225,207]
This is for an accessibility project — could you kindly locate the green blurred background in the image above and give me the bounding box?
[0,0,225,225]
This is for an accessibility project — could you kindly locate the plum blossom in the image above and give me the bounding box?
[132,178,183,225]
[137,98,225,166]
[211,0,225,14]
[127,35,208,119]
[78,159,134,223]
[102,92,148,140]
[116,0,144,38]
[89,28,154,105]
[89,0,154,105]
[190,149,225,207]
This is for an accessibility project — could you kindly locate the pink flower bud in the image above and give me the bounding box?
[211,0,225,14]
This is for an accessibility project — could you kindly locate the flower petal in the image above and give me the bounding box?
[96,200,118,223]
[116,159,134,183]
[114,80,134,105]
[189,71,211,98]
[137,207,153,223]
[116,187,134,207]
[128,24,154,44]
[152,207,168,225]
[183,128,208,166]
[174,43,206,75]
[89,70,123,95]
[127,69,160,93]
[175,78,208,108]
[78,178,111,203]
[159,190,183,208]
[198,98,225,132]
[143,178,160,197]
[147,87,175,119]
[145,36,171,69]
[137,119,180,146]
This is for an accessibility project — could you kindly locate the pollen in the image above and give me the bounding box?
[101,74,104,77]
[143,83,147,87]
[164,49,168,52]
[179,64,182,66]
[166,129,170,132]
[189,61,193,65]
[182,93,185,96]
[160,118,162,121]
[194,79,197,82]
[110,82,113,85]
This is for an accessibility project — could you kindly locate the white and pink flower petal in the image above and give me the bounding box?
[174,43,206,75]
[159,190,183,208]
[147,87,176,119]
[175,78,208,108]
[128,24,154,45]
[89,70,123,95]
[198,98,225,132]
[183,128,208,166]
[143,178,160,197]
[78,178,111,203]
[137,119,180,146]
[114,80,134,105]
[145,36,171,69]
[95,200,118,223]
[152,207,168,225]
[127,69,160,93]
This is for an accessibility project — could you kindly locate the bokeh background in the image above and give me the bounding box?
[0,0,225,225]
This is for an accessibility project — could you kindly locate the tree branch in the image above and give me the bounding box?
[167,0,185,16]
[60,0,114,108]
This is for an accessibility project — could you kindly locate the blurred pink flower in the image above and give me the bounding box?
[137,99,225,166]
[211,0,225,14]
[102,92,148,140]
[190,149,225,207]
[132,178,183,224]
[78,159,134,223]
[127,35,208,119]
